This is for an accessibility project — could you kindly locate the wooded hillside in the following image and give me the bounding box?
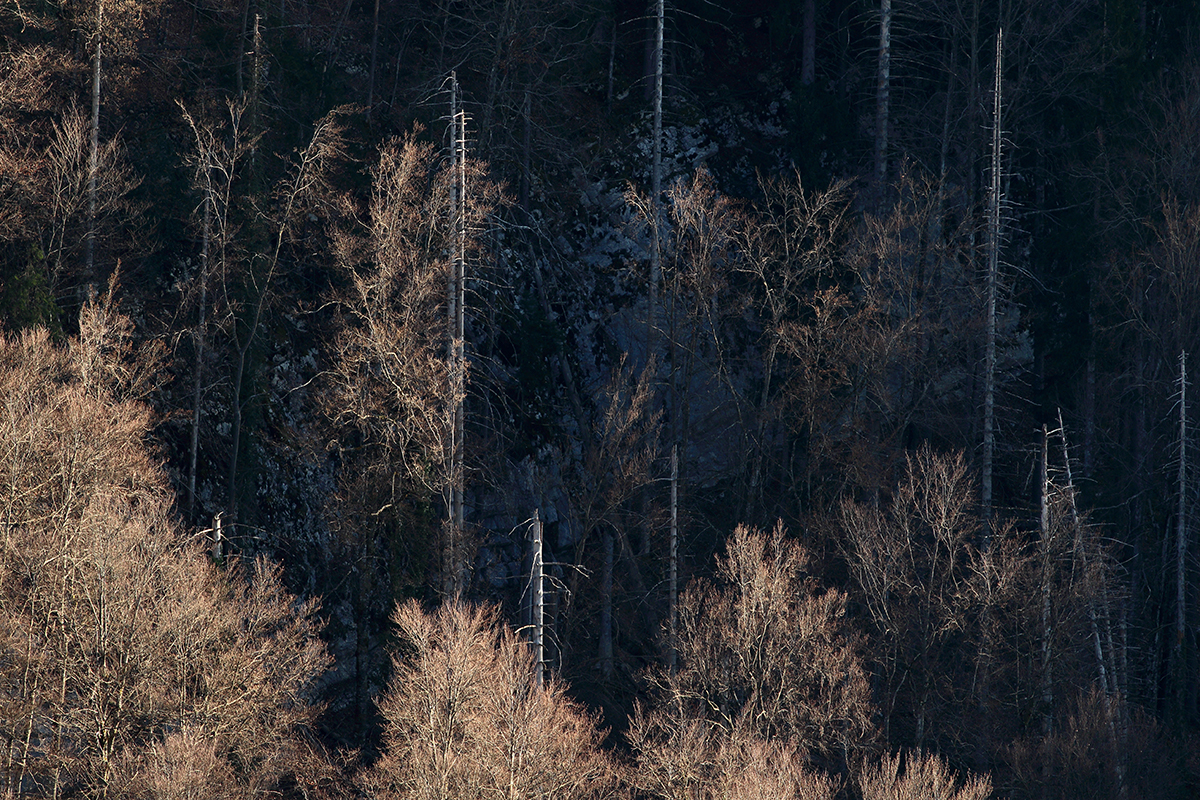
[1,0,1199,796]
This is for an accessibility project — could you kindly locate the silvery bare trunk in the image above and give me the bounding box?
[445,74,467,600]
[531,510,544,687]
[982,29,1002,527]
[1039,424,1053,735]
[669,444,678,671]
[648,0,663,354]
[1176,350,1189,721]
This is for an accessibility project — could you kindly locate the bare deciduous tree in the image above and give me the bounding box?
[26,101,140,302]
[322,127,498,732]
[838,447,1030,755]
[628,709,837,800]
[860,751,991,800]
[737,172,851,518]
[366,601,617,800]
[647,521,876,772]
[325,127,498,553]
[0,301,330,799]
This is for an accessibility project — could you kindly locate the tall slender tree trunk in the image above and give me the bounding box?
[982,28,1002,527]
[354,524,371,741]
[227,342,248,520]
[963,0,981,285]
[1059,411,1109,696]
[873,0,891,200]
[520,89,531,215]
[599,529,613,679]
[1175,350,1189,723]
[647,0,663,356]
[445,74,466,600]
[188,161,211,521]
[607,17,616,109]
[1085,308,1096,477]
[366,0,380,122]
[249,14,262,180]
[85,0,104,298]
[531,509,544,687]
[934,35,954,240]
[668,443,678,671]
[802,0,815,85]
[480,0,514,149]
[236,0,253,95]
[1039,424,1053,735]
[1060,412,1126,792]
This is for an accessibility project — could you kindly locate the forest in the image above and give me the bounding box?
[2,0,1200,796]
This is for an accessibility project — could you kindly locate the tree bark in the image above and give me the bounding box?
[802,0,815,85]
[1176,350,1189,723]
[85,0,103,297]
[187,161,210,521]
[366,0,380,122]
[873,0,891,199]
[648,0,663,357]
[521,89,531,214]
[1039,424,1053,735]
[668,443,678,671]
[531,509,544,687]
[1058,410,1124,792]
[445,74,466,600]
[599,528,613,679]
[982,28,1002,528]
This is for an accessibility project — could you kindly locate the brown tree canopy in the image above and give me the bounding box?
[366,600,617,800]
[641,522,876,774]
[0,307,331,798]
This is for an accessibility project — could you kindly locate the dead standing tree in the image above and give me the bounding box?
[323,115,497,726]
[983,29,1003,528]
[446,72,467,600]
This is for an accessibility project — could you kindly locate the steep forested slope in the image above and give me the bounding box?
[2,0,1200,796]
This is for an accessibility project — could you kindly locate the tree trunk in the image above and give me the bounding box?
[873,0,891,200]
[236,0,253,95]
[445,74,466,600]
[227,342,247,520]
[520,89,531,215]
[1039,424,1053,735]
[480,0,515,150]
[802,0,815,85]
[1059,410,1125,793]
[85,0,103,297]
[648,0,663,357]
[188,158,211,521]
[607,17,616,108]
[354,525,371,741]
[1175,350,1189,723]
[249,14,262,180]
[982,28,1002,528]
[599,529,613,679]
[212,511,224,563]
[668,443,678,671]
[531,509,544,688]
[366,0,380,122]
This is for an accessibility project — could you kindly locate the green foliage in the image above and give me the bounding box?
[0,243,61,335]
